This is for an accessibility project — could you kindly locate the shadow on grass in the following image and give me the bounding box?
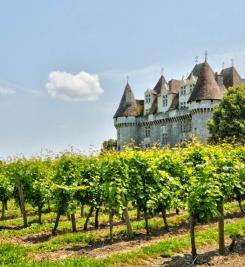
[23,233,52,243]
[162,237,245,266]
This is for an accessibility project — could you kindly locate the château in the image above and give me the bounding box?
[114,59,245,150]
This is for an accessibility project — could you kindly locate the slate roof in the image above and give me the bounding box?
[215,73,227,94]
[149,97,158,114]
[136,100,144,116]
[152,75,167,94]
[220,66,242,89]
[188,61,223,102]
[113,83,142,118]
[169,94,179,110]
[168,79,180,94]
[188,63,205,79]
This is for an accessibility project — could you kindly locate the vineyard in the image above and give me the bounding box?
[0,141,245,266]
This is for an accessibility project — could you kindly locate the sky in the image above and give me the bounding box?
[0,0,245,158]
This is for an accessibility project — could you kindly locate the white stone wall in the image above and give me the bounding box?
[179,76,197,110]
[115,96,220,150]
[144,89,154,115]
[190,100,221,144]
[191,111,213,143]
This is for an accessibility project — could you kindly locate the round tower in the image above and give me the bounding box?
[113,83,142,150]
[188,61,223,143]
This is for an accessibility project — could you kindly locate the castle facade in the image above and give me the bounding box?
[113,60,244,150]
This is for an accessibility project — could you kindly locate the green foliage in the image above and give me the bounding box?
[101,139,117,152]
[1,143,244,223]
[208,85,245,144]
[0,142,244,261]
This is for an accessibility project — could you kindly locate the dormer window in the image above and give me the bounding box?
[162,95,168,107]
[145,94,151,103]
[126,90,131,102]
[180,87,186,96]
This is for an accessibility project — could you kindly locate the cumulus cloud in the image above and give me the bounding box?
[46,71,104,101]
[0,86,16,95]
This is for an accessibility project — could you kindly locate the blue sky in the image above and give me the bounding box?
[0,0,244,158]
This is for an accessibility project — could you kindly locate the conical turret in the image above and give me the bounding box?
[153,75,167,94]
[188,62,223,102]
[113,83,141,118]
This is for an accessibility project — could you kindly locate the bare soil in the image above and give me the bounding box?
[123,237,245,267]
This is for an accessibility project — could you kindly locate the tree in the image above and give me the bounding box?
[101,139,117,152]
[0,162,13,220]
[208,85,245,144]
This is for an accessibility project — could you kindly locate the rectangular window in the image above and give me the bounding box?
[162,133,168,145]
[181,87,186,96]
[145,94,151,103]
[180,102,188,109]
[180,121,184,133]
[162,95,168,107]
[188,120,192,132]
[117,129,120,140]
[180,120,191,133]
[145,126,151,137]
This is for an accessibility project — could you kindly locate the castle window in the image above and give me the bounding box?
[126,91,131,102]
[145,94,151,103]
[180,120,191,133]
[187,120,192,132]
[180,87,186,96]
[162,95,168,107]
[145,126,151,137]
[117,129,120,140]
[180,102,187,109]
[180,121,185,133]
[162,133,168,145]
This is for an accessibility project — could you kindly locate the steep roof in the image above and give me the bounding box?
[215,72,227,94]
[152,75,167,94]
[113,83,142,118]
[188,63,205,79]
[136,100,144,116]
[168,79,180,94]
[188,61,223,102]
[220,66,242,89]
[149,97,158,114]
[169,94,179,110]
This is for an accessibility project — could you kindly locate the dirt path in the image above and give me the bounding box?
[123,238,245,267]
[31,217,244,262]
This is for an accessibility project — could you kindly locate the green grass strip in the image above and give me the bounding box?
[1,218,244,267]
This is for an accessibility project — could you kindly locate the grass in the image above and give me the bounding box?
[1,218,244,267]
[0,201,244,266]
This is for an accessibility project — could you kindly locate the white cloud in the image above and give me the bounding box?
[0,81,41,96]
[0,86,16,95]
[46,71,104,101]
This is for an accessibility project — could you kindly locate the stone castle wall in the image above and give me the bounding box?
[114,100,218,149]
